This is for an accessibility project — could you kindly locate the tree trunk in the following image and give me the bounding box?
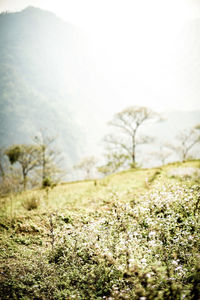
[132,135,136,166]
[22,168,27,190]
[0,162,5,179]
[42,148,46,181]
[132,153,135,164]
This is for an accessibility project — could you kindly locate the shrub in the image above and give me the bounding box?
[22,195,40,210]
[42,177,57,189]
[1,182,200,299]
[42,177,52,188]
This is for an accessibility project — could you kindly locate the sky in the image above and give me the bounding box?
[0,0,200,112]
[0,0,200,28]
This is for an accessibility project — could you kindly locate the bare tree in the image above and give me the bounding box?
[104,106,158,168]
[149,145,171,166]
[148,138,172,166]
[166,127,200,162]
[33,130,63,186]
[74,156,97,179]
[0,147,7,179]
[98,151,129,175]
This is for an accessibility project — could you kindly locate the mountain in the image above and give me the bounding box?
[0,6,109,166]
[0,7,199,173]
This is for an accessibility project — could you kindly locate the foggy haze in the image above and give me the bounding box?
[0,1,200,179]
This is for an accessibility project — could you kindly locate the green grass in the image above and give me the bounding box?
[0,160,200,299]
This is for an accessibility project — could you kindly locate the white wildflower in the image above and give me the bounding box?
[149,231,156,238]
[141,258,147,264]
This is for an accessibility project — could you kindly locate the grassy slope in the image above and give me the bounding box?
[0,160,200,299]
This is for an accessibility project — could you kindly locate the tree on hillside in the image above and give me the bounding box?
[98,151,129,176]
[103,106,158,170]
[74,156,97,179]
[6,144,40,190]
[33,130,63,186]
[0,148,7,179]
[148,143,172,166]
[0,147,23,195]
[166,127,200,162]
[194,124,200,131]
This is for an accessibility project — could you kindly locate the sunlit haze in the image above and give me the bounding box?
[1,0,200,112]
[1,3,200,287]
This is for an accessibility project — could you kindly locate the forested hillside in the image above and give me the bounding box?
[0,7,93,163]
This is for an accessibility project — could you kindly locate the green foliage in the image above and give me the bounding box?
[42,177,53,188]
[4,138,62,193]
[6,146,21,165]
[5,144,40,190]
[130,161,140,169]
[0,8,83,164]
[0,161,200,299]
[22,195,40,211]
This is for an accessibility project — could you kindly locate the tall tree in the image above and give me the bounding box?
[74,156,97,179]
[166,127,200,162]
[98,151,129,176]
[104,106,158,168]
[148,141,172,166]
[0,148,7,179]
[34,131,62,185]
[6,144,39,189]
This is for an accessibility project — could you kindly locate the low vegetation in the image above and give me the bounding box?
[0,160,200,299]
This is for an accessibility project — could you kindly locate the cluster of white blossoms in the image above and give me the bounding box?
[44,179,200,299]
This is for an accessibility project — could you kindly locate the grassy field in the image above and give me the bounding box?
[0,160,200,299]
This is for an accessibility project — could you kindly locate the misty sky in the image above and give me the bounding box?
[1,0,200,112]
[1,0,200,28]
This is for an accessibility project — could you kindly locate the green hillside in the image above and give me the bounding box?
[0,160,200,299]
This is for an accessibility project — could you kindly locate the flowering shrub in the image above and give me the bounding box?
[1,181,199,299]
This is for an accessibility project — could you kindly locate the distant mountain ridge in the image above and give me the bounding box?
[0,6,93,165]
[0,7,199,170]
